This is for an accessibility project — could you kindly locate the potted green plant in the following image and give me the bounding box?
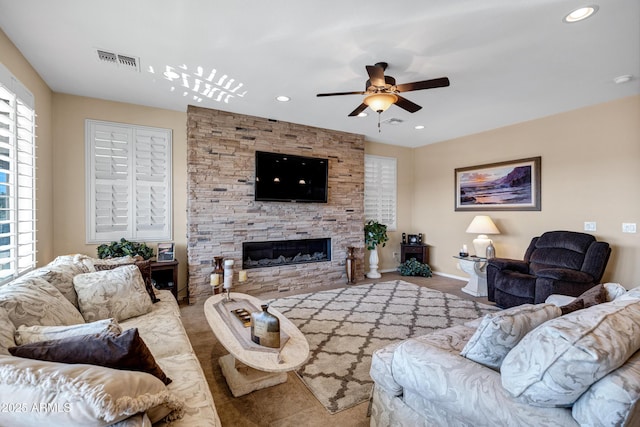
[97,237,155,260]
[364,220,389,279]
[398,258,433,277]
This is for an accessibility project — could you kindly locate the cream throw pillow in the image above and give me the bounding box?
[0,307,15,355]
[460,303,561,370]
[0,278,85,328]
[501,298,640,407]
[14,318,122,346]
[0,355,183,426]
[74,265,153,322]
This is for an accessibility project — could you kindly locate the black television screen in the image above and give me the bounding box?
[255,151,328,203]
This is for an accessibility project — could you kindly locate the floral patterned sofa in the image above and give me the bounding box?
[0,254,221,426]
[370,283,640,426]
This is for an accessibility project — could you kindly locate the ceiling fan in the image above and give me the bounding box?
[317,62,450,120]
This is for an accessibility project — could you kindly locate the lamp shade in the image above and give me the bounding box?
[466,215,500,258]
[465,215,500,235]
[364,93,398,113]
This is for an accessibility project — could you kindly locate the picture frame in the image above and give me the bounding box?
[454,156,541,211]
[157,242,175,262]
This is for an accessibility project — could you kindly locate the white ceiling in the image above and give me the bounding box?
[0,0,638,147]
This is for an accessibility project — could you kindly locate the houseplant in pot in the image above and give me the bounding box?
[364,220,389,279]
[97,237,155,260]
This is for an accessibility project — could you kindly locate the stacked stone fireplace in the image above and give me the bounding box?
[186,106,365,303]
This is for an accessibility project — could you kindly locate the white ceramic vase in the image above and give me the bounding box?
[366,247,382,279]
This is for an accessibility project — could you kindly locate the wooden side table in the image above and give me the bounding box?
[150,260,179,300]
[401,244,429,264]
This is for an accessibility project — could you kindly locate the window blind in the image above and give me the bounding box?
[86,120,172,243]
[364,154,397,231]
[0,63,36,283]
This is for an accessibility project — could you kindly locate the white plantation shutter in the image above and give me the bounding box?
[0,63,36,284]
[86,120,171,243]
[364,154,397,231]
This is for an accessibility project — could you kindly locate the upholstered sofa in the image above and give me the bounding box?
[370,283,640,426]
[0,254,221,426]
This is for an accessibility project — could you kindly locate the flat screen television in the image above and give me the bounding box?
[255,151,328,203]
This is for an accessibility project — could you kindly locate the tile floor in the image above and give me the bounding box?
[180,272,495,426]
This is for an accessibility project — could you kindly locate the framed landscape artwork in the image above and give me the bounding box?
[455,157,541,211]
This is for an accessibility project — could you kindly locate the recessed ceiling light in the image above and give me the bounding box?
[276,95,290,102]
[563,5,599,23]
[357,112,368,117]
[613,75,633,84]
[414,125,425,130]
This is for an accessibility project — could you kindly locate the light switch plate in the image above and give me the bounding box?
[622,223,637,233]
[584,222,596,231]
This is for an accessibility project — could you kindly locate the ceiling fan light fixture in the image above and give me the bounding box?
[364,93,398,113]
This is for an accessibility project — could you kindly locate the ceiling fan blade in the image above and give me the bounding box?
[395,77,450,92]
[317,91,366,97]
[366,65,386,87]
[394,95,422,113]
[348,103,368,117]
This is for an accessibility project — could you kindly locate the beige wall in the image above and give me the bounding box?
[363,142,414,273]
[411,96,640,287]
[51,94,189,298]
[0,29,54,265]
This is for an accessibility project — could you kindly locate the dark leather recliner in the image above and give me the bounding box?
[487,231,611,308]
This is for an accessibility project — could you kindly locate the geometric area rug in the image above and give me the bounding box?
[268,280,499,414]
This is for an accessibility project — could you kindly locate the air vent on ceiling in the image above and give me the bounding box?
[381,118,404,126]
[96,49,140,72]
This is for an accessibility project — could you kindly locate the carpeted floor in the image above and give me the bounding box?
[179,272,498,426]
[267,280,499,413]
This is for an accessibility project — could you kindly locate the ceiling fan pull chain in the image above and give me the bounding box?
[378,113,381,132]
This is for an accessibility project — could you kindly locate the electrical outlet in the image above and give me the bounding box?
[393,252,399,261]
[584,222,596,231]
[622,223,637,233]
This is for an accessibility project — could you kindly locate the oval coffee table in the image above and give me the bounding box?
[204,292,309,397]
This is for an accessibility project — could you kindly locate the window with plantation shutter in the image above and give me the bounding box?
[86,120,172,243]
[364,154,397,231]
[0,63,36,284]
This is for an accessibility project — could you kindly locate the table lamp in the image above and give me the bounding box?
[465,215,500,258]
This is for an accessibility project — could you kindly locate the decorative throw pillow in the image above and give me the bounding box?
[501,298,640,407]
[0,278,85,328]
[20,263,82,308]
[0,307,16,355]
[559,284,606,315]
[9,327,171,385]
[461,303,561,370]
[14,318,122,346]
[559,298,585,315]
[0,355,183,426]
[92,258,158,304]
[74,265,153,322]
[572,349,640,426]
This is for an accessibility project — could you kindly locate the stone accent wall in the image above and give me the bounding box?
[186,106,365,302]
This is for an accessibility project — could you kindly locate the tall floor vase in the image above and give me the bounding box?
[366,247,382,279]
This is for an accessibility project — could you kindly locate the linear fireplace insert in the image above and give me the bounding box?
[243,238,331,269]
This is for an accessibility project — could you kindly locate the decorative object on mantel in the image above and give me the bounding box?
[97,237,154,260]
[364,220,389,279]
[210,256,224,294]
[466,215,500,258]
[398,258,433,277]
[250,304,280,348]
[223,259,234,302]
[345,246,356,284]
